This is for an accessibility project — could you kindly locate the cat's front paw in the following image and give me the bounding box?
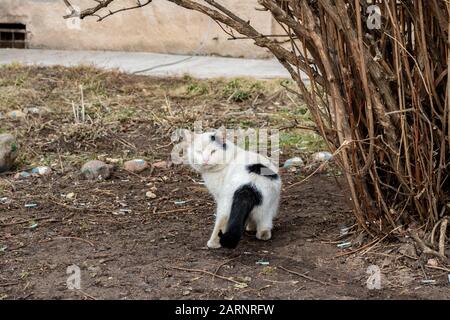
[207,239,222,249]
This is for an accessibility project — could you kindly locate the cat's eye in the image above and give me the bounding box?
[211,150,217,155]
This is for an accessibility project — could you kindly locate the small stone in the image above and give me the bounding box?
[182,290,191,296]
[81,160,113,180]
[153,160,169,169]
[427,258,439,267]
[146,191,157,199]
[234,282,248,289]
[24,107,40,114]
[66,192,75,199]
[105,157,121,164]
[283,157,304,169]
[312,151,333,162]
[0,134,18,173]
[7,110,26,119]
[24,107,49,115]
[14,171,31,179]
[124,159,149,173]
[238,276,252,283]
[31,166,51,176]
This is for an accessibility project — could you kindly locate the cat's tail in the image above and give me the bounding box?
[219,184,262,249]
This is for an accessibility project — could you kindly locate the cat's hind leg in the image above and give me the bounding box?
[253,203,276,241]
[256,227,272,241]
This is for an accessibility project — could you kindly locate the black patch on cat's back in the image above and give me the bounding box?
[247,163,279,180]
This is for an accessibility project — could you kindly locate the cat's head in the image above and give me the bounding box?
[181,128,230,172]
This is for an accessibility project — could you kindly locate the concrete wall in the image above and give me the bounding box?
[0,0,275,58]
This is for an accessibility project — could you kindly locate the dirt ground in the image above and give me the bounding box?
[0,66,449,300]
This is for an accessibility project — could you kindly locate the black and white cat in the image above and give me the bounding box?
[181,128,281,249]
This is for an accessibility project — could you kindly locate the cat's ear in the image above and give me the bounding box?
[180,129,192,143]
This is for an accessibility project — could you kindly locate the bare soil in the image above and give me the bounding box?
[0,66,448,300]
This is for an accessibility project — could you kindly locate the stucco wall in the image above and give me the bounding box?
[0,0,275,58]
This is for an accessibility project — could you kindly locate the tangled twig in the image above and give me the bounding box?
[410,230,446,261]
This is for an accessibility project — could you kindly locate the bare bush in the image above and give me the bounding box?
[63,1,449,248]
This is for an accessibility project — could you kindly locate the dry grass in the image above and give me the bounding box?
[0,64,325,169]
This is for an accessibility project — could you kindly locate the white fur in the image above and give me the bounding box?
[183,129,281,249]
